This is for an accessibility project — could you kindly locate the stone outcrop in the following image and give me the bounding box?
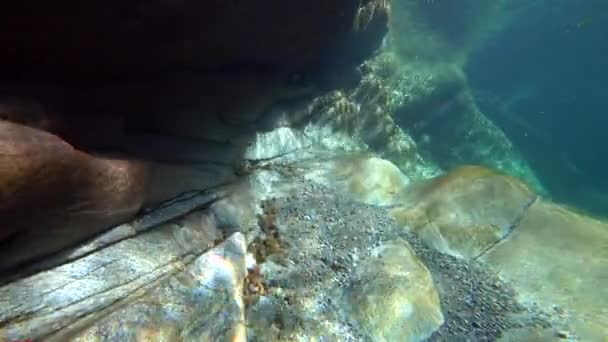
[0,186,253,341]
[2,1,605,341]
[386,62,545,193]
[0,0,390,150]
[243,153,564,341]
[376,163,607,341]
[337,239,444,342]
[0,118,249,273]
[335,156,410,206]
[0,0,391,276]
[3,142,599,341]
[0,120,148,273]
[390,165,538,260]
[482,201,608,340]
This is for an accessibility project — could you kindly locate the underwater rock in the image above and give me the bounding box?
[333,156,410,206]
[389,0,502,66]
[0,120,148,272]
[300,64,439,180]
[481,201,608,341]
[390,165,537,260]
[389,164,608,341]
[68,232,248,342]
[366,0,543,192]
[336,239,444,342]
[388,63,545,193]
[497,327,563,342]
[0,189,251,341]
[244,124,364,164]
[245,127,309,161]
[244,163,551,341]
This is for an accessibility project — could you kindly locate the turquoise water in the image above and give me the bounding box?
[391,0,608,217]
[465,0,608,217]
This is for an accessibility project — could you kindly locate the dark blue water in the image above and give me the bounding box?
[466,0,608,217]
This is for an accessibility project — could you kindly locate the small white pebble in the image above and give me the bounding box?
[245,253,257,271]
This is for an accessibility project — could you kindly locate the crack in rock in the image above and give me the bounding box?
[1,189,225,284]
[473,194,539,261]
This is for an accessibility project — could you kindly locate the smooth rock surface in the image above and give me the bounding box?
[244,156,561,341]
[334,156,410,206]
[0,184,255,341]
[68,232,248,342]
[390,165,608,341]
[337,239,443,342]
[390,165,537,259]
[0,220,245,341]
[0,120,148,272]
[482,201,608,340]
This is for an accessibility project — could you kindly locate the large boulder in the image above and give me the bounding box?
[335,156,411,206]
[481,201,608,340]
[391,165,608,340]
[336,239,444,342]
[391,165,537,259]
[0,120,148,273]
[0,186,253,341]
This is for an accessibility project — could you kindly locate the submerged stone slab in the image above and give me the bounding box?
[244,168,543,341]
[0,182,257,341]
[388,165,608,341]
[482,201,608,341]
[336,239,444,342]
[68,232,248,342]
[390,165,537,259]
[0,231,247,342]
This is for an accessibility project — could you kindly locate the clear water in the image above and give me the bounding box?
[465,0,608,218]
[2,1,608,341]
[389,0,608,217]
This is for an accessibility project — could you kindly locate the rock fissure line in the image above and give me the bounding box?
[136,189,225,229]
[33,255,196,341]
[245,145,312,164]
[473,194,539,261]
[2,190,224,286]
[38,259,120,299]
[0,255,184,335]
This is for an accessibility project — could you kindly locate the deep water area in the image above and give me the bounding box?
[466,0,608,217]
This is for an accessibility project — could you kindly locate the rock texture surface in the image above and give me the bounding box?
[338,239,443,342]
[1,2,605,341]
[0,185,253,341]
[379,163,607,341]
[0,120,148,273]
[1,1,388,82]
[1,145,591,341]
[391,165,538,260]
[240,154,566,341]
[335,156,410,206]
[0,0,391,275]
[482,201,608,340]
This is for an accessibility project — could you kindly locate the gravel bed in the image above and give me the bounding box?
[245,175,564,341]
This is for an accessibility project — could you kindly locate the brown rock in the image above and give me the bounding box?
[0,120,148,272]
[390,165,537,259]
